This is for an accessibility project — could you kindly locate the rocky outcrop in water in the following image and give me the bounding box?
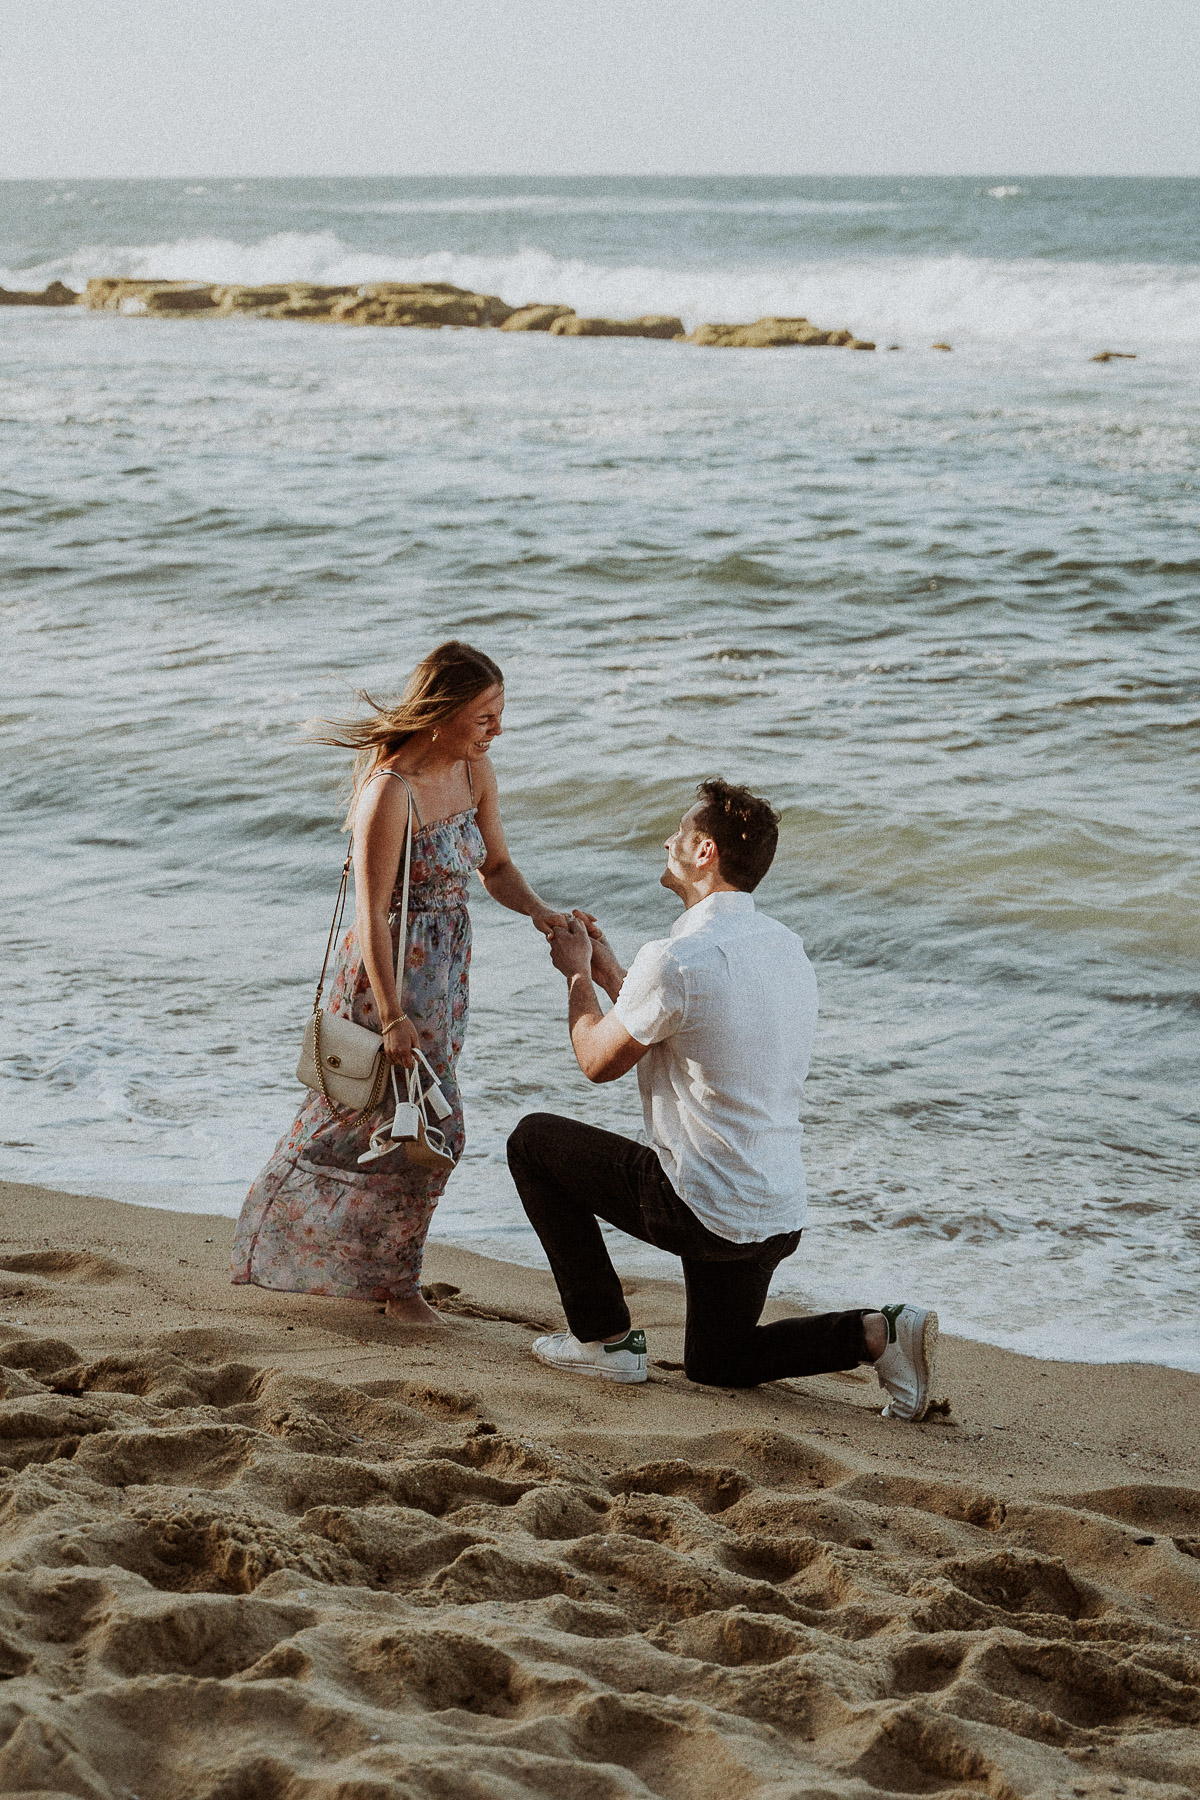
[82,278,514,326]
[0,280,79,306]
[75,279,875,349]
[689,316,875,350]
[548,313,685,339]
[333,283,514,328]
[216,283,359,318]
[86,279,224,314]
[498,304,576,331]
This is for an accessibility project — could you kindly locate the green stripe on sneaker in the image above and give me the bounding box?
[880,1304,904,1345]
[604,1329,646,1354]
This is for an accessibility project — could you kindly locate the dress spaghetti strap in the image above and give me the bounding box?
[368,767,423,826]
[466,759,474,802]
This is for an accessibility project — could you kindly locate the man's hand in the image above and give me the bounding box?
[550,916,648,1083]
[548,915,594,979]
[574,911,625,999]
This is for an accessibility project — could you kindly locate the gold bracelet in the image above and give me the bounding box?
[379,1014,407,1033]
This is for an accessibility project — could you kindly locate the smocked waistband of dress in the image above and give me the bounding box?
[395,885,471,916]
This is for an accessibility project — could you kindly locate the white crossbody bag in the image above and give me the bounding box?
[296,777,454,1169]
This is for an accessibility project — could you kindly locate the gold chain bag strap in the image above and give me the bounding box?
[295,777,414,1121]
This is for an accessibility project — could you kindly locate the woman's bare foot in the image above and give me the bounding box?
[384,1291,450,1328]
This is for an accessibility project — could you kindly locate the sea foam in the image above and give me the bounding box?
[8,234,1200,346]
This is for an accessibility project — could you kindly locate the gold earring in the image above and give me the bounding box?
[432,730,439,741]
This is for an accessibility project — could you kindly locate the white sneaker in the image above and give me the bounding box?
[874,1304,938,1421]
[531,1328,647,1385]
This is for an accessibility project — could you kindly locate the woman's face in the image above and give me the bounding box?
[442,684,504,761]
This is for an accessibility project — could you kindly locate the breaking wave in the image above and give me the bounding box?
[323,195,905,218]
[7,234,1200,345]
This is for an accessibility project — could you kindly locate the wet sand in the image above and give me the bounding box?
[0,1177,1197,1798]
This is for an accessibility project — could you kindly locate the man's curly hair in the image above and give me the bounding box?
[693,778,780,892]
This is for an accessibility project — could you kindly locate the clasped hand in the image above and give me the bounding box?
[546,911,622,991]
[546,912,594,978]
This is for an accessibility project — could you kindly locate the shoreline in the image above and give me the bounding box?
[3,1177,1197,1474]
[7,1167,1195,1376]
[0,1176,1197,1795]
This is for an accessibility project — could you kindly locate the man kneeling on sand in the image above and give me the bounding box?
[506,778,938,1420]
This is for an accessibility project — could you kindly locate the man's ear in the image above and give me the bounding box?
[695,834,720,870]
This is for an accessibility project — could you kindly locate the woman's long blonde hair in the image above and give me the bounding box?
[314,639,504,823]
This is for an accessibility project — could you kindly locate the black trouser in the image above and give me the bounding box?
[507,1112,870,1388]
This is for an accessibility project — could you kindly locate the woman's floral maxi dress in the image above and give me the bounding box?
[231,802,486,1302]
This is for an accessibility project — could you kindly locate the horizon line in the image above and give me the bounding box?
[3,170,1199,184]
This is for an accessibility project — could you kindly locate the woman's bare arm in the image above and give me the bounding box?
[472,757,567,934]
[352,777,419,1068]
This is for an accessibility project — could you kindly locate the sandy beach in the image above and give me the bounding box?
[0,1179,1194,1798]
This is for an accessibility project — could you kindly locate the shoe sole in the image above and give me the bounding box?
[531,1345,647,1385]
[885,1309,939,1421]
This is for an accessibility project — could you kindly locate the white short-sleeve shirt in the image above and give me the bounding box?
[612,891,818,1243]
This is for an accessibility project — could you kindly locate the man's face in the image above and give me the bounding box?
[661,803,708,897]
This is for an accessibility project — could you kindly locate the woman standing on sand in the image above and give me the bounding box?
[231,641,566,1327]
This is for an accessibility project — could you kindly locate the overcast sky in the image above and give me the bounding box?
[1,0,1197,180]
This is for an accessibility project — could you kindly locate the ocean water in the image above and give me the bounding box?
[1,176,1197,1369]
